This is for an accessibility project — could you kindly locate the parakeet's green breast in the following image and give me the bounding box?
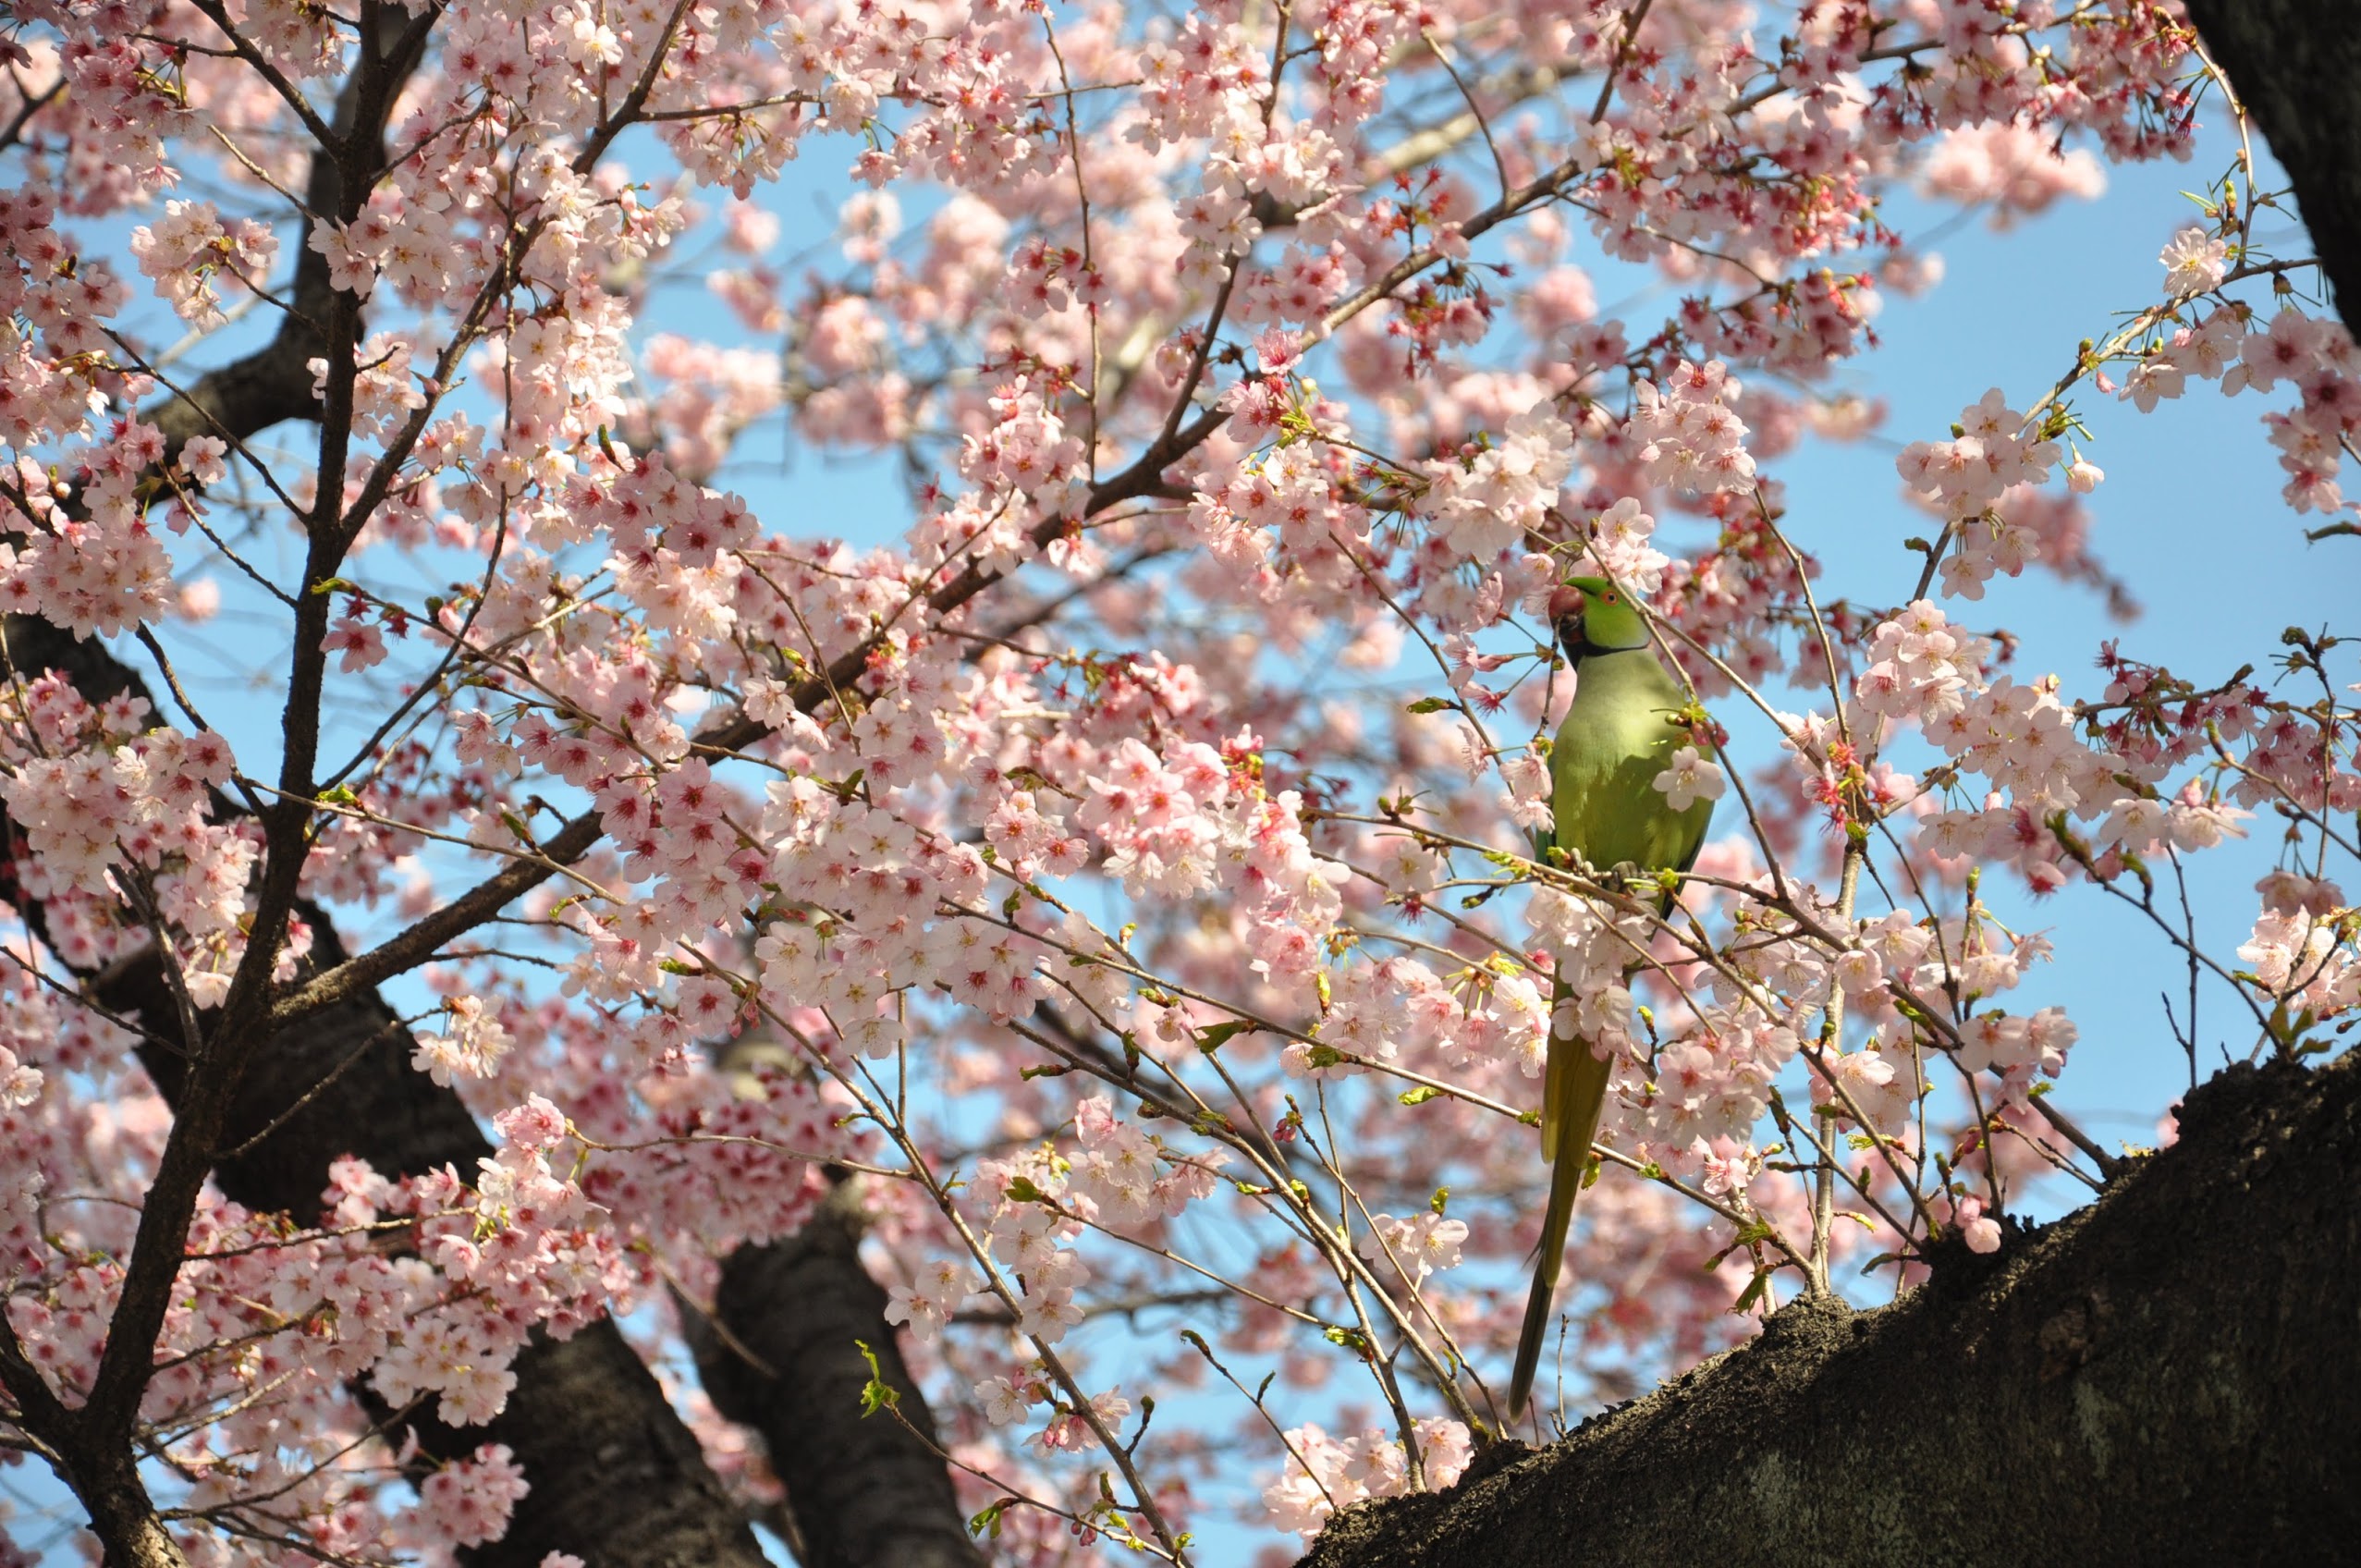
[1551,648,1713,876]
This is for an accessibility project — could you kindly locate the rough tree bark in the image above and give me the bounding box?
[2182,1,2361,322]
[685,1184,988,1568]
[1298,1053,2361,1567]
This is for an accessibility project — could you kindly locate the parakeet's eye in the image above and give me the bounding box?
[1603,592,1620,605]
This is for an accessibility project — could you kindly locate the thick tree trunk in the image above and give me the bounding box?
[685,1183,989,1568]
[2184,2,2361,323]
[1296,1052,2361,1567]
[71,1451,188,1568]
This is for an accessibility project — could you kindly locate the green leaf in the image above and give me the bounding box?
[1397,1084,1442,1107]
[1001,1176,1046,1204]
[1196,1020,1254,1055]
[1404,696,1453,715]
[853,1341,899,1415]
[1889,993,1934,1027]
[967,1498,1017,1539]
[1322,1325,1374,1357]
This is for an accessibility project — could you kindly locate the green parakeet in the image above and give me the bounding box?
[1507,575,1713,1419]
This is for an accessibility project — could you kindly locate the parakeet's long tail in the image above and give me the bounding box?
[1507,976,1614,1419]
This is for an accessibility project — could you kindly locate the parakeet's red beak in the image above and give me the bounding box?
[1548,583,1588,662]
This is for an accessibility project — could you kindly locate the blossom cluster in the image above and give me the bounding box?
[1264,1419,1473,1541]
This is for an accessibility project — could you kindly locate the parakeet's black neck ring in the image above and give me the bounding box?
[1558,623,1646,667]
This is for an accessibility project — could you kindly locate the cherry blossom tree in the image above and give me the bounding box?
[0,1,2353,1565]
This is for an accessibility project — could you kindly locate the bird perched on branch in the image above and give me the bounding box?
[1508,575,1714,1419]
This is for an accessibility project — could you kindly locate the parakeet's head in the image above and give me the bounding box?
[1547,575,1649,662]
